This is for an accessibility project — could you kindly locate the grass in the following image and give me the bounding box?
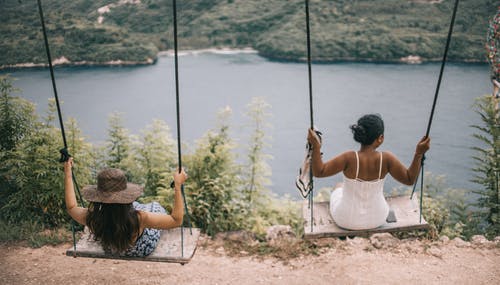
[200,233,345,262]
[0,219,74,248]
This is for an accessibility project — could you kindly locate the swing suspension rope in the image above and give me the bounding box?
[303,0,460,228]
[38,0,192,258]
[410,0,460,224]
[171,0,193,259]
[36,0,85,256]
[304,0,315,233]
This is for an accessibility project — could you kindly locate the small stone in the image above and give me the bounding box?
[470,235,490,248]
[471,235,495,248]
[265,225,296,243]
[438,236,450,243]
[451,237,470,248]
[351,237,368,245]
[369,233,399,249]
[471,235,488,244]
[494,236,500,244]
[427,247,443,258]
[215,247,225,255]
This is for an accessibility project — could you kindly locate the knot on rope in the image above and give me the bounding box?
[59,148,71,163]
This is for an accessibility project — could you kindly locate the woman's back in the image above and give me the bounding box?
[343,150,387,181]
[330,151,389,230]
[308,113,430,230]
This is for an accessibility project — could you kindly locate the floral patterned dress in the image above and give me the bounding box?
[124,201,166,257]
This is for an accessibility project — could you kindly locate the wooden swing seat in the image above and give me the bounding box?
[66,227,200,263]
[303,195,429,239]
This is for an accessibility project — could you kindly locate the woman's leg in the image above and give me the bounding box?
[329,184,344,218]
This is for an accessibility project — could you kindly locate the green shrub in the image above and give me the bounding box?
[182,109,243,236]
[0,219,72,247]
[0,76,93,228]
[135,119,177,196]
[406,173,477,240]
[471,95,500,238]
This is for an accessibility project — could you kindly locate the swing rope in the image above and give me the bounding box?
[172,0,193,258]
[36,0,85,256]
[304,0,315,233]
[410,0,460,223]
[38,0,192,259]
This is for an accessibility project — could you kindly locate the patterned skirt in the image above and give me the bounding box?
[125,201,166,257]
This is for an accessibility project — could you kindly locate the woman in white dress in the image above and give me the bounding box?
[307,114,430,230]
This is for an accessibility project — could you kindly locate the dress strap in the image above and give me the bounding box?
[355,151,360,179]
[378,152,383,179]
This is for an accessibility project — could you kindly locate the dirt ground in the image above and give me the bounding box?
[1,236,499,285]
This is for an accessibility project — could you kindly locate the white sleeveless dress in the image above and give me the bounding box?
[329,151,389,230]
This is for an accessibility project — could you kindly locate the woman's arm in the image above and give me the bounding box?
[308,128,348,177]
[493,79,500,98]
[140,168,187,229]
[386,136,431,185]
[64,158,88,225]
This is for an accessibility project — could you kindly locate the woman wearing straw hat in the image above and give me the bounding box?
[63,158,187,256]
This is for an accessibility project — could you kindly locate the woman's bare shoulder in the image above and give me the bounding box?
[381,151,401,165]
[339,150,355,157]
[381,150,396,157]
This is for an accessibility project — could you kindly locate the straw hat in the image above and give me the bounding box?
[82,168,143,204]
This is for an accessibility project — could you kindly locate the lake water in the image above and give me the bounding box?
[2,52,491,198]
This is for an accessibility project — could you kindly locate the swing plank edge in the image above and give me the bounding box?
[66,227,200,263]
[303,195,429,239]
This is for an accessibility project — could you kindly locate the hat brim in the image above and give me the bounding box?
[82,183,143,204]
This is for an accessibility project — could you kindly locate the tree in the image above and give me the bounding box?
[1,97,93,227]
[0,75,37,216]
[65,117,94,198]
[182,107,243,236]
[242,97,272,204]
[0,75,35,152]
[135,119,177,196]
[471,95,500,238]
[105,112,134,178]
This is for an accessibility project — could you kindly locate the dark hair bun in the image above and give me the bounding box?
[350,114,384,145]
[350,124,366,143]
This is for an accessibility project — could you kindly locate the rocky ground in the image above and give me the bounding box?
[1,232,499,285]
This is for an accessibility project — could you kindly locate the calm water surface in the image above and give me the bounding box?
[2,53,491,197]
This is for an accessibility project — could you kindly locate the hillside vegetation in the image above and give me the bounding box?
[0,0,496,67]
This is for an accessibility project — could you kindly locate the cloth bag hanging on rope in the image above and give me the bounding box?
[296,128,322,198]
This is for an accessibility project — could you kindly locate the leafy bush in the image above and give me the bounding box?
[182,109,243,236]
[134,119,177,196]
[400,173,477,240]
[0,219,72,247]
[471,95,500,238]
[0,76,93,227]
[140,102,301,238]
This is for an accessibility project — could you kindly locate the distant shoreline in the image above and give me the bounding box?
[158,47,258,57]
[0,47,487,71]
[0,47,258,71]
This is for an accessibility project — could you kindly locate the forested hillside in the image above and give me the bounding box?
[0,0,497,67]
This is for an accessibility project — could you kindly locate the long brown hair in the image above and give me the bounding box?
[86,202,140,253]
